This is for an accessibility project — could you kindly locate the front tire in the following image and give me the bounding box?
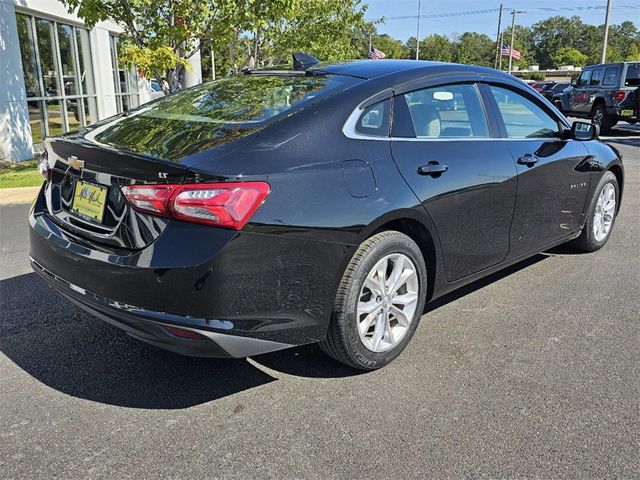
[569,171,619,252]
[319,231,427,370]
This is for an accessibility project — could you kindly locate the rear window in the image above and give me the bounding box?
[625,64,640,86]
[92,74,359,159]
[135,74,357,124]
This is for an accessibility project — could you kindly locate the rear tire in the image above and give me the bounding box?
[319,231,427,370]
[591,104,617,134]
[569,171,619,252]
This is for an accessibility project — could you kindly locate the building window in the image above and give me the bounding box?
[109,35,139,113]
[15,12,98,145]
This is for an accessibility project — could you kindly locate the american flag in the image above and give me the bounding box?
[369,46,386,59]
[501,43,521,60]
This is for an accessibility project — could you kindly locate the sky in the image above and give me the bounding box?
[364,0,640,42]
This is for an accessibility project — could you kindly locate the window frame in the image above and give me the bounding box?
[109,34,140,113]
[482,82,567,141]
[576,69,592,87]
[602,66,620,87]
[14,10,98,144]
[392,82,493,140]
[590,68,603,86]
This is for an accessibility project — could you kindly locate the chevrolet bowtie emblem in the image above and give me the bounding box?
[68,155,85,170]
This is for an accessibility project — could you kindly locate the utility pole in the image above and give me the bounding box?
[508,10,524,74]
[494,3,503,69]
[415,0,421,60]
[600,0,613,63]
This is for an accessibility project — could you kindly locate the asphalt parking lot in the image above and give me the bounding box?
[1,126,639,479]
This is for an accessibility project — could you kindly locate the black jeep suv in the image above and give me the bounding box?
[553,62,639,133]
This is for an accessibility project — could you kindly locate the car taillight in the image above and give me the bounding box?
[121,182,270,230]
[613,90,626,101]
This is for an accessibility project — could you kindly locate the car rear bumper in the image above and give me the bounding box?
[29,186,352,357]
[30,258,292,357]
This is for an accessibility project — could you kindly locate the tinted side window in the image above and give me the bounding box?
[603,67,619,86]
[624,64,640,86]
[590,69,603,86]
[577,70,591,86]
[490,86,559,139]
[402,84,488,138]
[355,100,390,137]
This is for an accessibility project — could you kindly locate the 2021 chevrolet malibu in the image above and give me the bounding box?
[29,58,624,370]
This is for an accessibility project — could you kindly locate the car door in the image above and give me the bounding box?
[485,84,592,257]
[390,82,518,282]
[569,69,592,114]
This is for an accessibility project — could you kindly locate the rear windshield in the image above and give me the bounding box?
[92,74,360,160]
[625,64,640,86]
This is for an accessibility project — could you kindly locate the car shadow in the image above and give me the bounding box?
[0,273,361,409]
[426,253,549,312]
[1,252,564,408]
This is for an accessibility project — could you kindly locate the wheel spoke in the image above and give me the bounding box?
[359,308,381,335]
[383,316,394,345]
[358,299,380,315]
[375,259,388,294]
[364,277,382,297]
[389,268,416,293]
[391,305,411,328]
[386,256,404,292]
[392,291,418,305]
[371,312,386,350]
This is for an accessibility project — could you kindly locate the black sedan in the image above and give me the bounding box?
[30,58,624,370]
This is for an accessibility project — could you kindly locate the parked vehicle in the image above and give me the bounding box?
[532,81,553,93]
[539,82,570,101]
[553,62,639,132]
[30,58,624,370]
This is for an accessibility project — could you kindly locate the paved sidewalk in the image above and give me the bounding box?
[0,186,40,206]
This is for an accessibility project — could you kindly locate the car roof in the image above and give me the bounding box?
[310,59,472,80]
[307,59,516,80]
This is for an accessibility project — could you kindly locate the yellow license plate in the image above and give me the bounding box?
[71,180,108,223]
[621,109,634,116]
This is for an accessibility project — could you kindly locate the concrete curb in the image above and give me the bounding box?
[0,186,40,206]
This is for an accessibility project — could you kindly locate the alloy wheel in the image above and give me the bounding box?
[357,253,419,353]
[593,183,616,242]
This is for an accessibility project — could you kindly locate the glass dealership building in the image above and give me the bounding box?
[0,0,202,163]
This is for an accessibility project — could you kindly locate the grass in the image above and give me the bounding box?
[0,160,43,189]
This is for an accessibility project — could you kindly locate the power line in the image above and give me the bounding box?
[382,4,639,21]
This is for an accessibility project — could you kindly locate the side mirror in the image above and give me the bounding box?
[571,121,598,141]
[571,77,577,86]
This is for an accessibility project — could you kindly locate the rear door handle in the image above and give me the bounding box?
[517,154,539,166]
[417,163,448,177]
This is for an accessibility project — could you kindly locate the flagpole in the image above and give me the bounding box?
[499,31,504,70]
[415,0,421,60]
[508,10,516,74]
[368,33,372,56]
[494,3,503,69]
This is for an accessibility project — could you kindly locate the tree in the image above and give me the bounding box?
[367,34,408,59]
[453,32,494,67]
[418,34,452,62]
[550,47,588,68]
[531,16,586,68]
[627,43,640,61]
[265,0,371,64]
[60,0,297,88]
[500,24,534,70]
